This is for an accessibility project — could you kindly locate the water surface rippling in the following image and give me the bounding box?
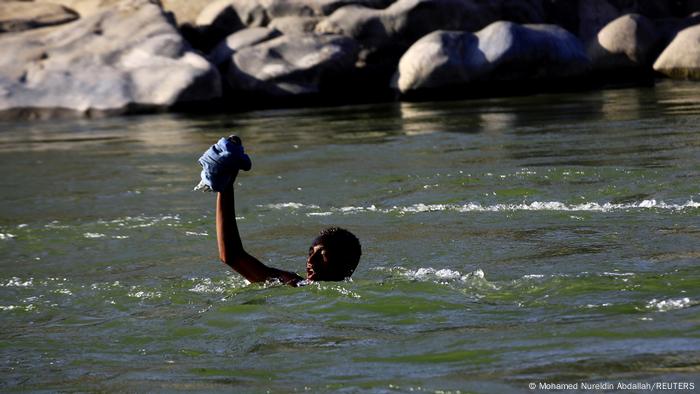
[1,81,699,392]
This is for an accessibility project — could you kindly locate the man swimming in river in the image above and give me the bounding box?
[207,136,362,286]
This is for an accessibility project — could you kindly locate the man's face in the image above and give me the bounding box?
[307,243,330,281]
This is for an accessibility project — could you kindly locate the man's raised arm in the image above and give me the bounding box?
[216,186,302,285]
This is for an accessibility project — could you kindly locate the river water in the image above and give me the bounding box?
[1,81,699,392]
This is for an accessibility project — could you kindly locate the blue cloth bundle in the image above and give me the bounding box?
[194,136,252,192]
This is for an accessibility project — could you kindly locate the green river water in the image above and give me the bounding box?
[1,81,699,392]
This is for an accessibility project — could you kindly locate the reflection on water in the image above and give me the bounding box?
[1,80,700,392]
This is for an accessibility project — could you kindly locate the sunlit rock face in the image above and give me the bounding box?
[225,34,359,97]
[654,24,700,80]
[395,21,590,95]
[0,0,221,119]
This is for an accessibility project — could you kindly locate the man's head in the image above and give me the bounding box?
[306,227,361,281]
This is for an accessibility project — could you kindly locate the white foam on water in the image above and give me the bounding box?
[0,304,35,312]
[127,288,162,299]
[307,212,333,216]
[53,288,73,296]
[45,221,69,229]
[100,214,182,229]
[83,232,106,239]
[311,282,361,299]
[189,282,225,294]
[601,272,635,277]
[90,281,123,292]
[262,199,699,216]
[0,233,15,240]
[400,267,486,283]
[584,303,613,308]
[260,202,320,210]
[185,231,208,237]
[188,277,248,294]
[2,277,34,288]
[647,297,696,312]
[522,274,545,279]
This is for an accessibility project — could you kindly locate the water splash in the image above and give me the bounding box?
[647,297,696,312]
[0,233,15,240]
[261,199,700,216]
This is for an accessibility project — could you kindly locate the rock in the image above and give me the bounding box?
[395,21,590,94]
[268,16,322,35]
[33,0,124,17]
[192,0,253,51]
[395,30,485,93]
[315,0,504,88]
[317,0,500,49]
[0,0,221,119]
[653,24,700,80]
[226,33,359,97]
[588,14,661,71]
[208,26,281,67]
[0,1,79,32]
[160,0,212,26]
[190,0,393,51]
[253,0,394,20]
[576,0,683,44]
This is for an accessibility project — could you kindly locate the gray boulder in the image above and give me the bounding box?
[193,0,257,50]
[316,0,501,50]
[208,27,281,67]
[264,0,394,18]
[192,0,392,50]
[226,33,359,97]
[160,0,214,26]
[396,21,590,94]
[588,14,661,71]
[33,0,124,17]
[268,16,322,35]
[0,1,79,33]
[0,0,221,119]
[576,0,681,44]
[653,24,700,80]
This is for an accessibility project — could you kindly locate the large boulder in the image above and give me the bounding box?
[264,0,394,19]
[395,21,590,95]
[653,24,700,80]
[267,16,322,35]
[190,0,393,51]
[575,0,681,44]
[0,1,79,33]
[160,0,213,26]
[315,0,503,89]
[208,26,281,67]
[33,0,124,17]
[0,0,221,119]
[316,0,501,51]
[191,0,257,51]
[225,33,359,98]
[587,14,661,72]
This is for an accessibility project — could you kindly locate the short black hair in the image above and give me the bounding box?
[312,227,361,279]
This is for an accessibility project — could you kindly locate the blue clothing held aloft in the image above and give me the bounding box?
[194,136,252,192]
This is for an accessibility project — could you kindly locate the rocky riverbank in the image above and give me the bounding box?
[1,0,698,120]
